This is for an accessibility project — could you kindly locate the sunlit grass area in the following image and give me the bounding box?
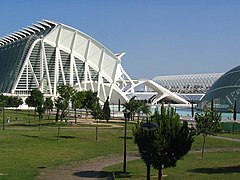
[0,110,239,179]
[104,152,240,180]
[0,110,137,179]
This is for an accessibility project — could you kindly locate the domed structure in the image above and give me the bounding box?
[200,65,240,111]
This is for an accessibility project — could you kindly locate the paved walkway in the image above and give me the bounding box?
[210,135,240,142]
[36,153,139,180]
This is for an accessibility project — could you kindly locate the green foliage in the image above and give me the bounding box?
[124,97,150,121]
[103,96,111,122]
[195,110,221,158]
[133,104,194,179]
[55,85,75,121]
[71,91,86,123]
[25,89,44,107]
[26,89,45,119]
[44,98,53,110]
[72,91,86,110]
[84,90,98,110]
[44,98,53,119]
[195,111,221,136]
[83,90,99,119]
[0,94,23,108]
[91,101,104,120]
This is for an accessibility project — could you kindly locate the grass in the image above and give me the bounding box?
[104,152,240,180]
[217,132,240,139]
[103,135,240,180]
[0,109,240,179]
[0,110,137,179]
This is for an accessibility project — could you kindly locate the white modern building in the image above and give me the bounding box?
[153,73,223,102]
[0,20,188,105]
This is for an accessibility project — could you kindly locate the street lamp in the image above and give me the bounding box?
[141,118,159,180]
[123,108,130,176]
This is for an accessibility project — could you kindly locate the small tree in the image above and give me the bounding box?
[71,91,86,124]
[55,85,75,122]
[44,98,53,119]
[91,100,103,141]
[26,89,44,120]
[133,104,194,180]
[83,90,98,119]
[195,110,221,158]
[103,96,110,122]
[124,96,143,121]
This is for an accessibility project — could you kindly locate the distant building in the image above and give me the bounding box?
[153,73,223,102]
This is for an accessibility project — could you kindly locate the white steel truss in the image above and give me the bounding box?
[1,20,188,105]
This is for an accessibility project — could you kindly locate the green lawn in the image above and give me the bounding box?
[217,132,240,139]
[0,110,240,179]
[0,110,137,179]
[104,135,240,180]
[104,152,240,180]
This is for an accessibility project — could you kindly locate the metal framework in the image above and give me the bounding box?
[153,73,223,94]
[0,20,188,105]
[200,65,240,111]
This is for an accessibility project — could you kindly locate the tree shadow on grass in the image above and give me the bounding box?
[9,123,38,127]
[21,134,39,138]
[73,171,131,178]
[118,136,133,140]
[57,135,76,139]
[21,134,76,140]
[189,165,240,174]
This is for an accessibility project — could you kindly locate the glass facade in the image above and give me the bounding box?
[200,65,240,112]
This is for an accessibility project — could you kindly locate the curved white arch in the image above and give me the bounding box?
[2,19,188,105]
[125,80,189,104]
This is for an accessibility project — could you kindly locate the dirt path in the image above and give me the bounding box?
[36,135,240,180]
[36,153,140,180]
[210,135,240,142]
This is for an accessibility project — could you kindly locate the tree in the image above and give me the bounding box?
[55,85,75,122]
[133,104,194,180]
[91,100,103,141]
[102,96,111,122]
[44,98,53,119]
[0,95,23,112]
[71,91,86,124]
[136,101,151,123]
[83,90,98,119]
[124,96,143,121]
[195,110,221,158]
[25,89,44,120]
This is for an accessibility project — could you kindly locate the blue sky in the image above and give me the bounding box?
[1,0,240,79]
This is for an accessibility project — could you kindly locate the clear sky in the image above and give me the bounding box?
[1,0,240,79]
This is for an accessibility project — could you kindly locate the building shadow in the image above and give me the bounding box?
[188,165,240,174]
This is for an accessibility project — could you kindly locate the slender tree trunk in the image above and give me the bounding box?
[147,162,151,180]
[39,118,41,131]
[85,108,88,120]
[158,167,162,180]
[201,134,206,158]
[34,107,36,119]
[56,109,59,122]
[96,119,98,141]
[74,108,77,124]
[48,109,50,119]
[138,112,140,124]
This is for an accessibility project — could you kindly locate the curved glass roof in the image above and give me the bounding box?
[200,65,240,111]
[202,65,240,101]
[153,73,222,94]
